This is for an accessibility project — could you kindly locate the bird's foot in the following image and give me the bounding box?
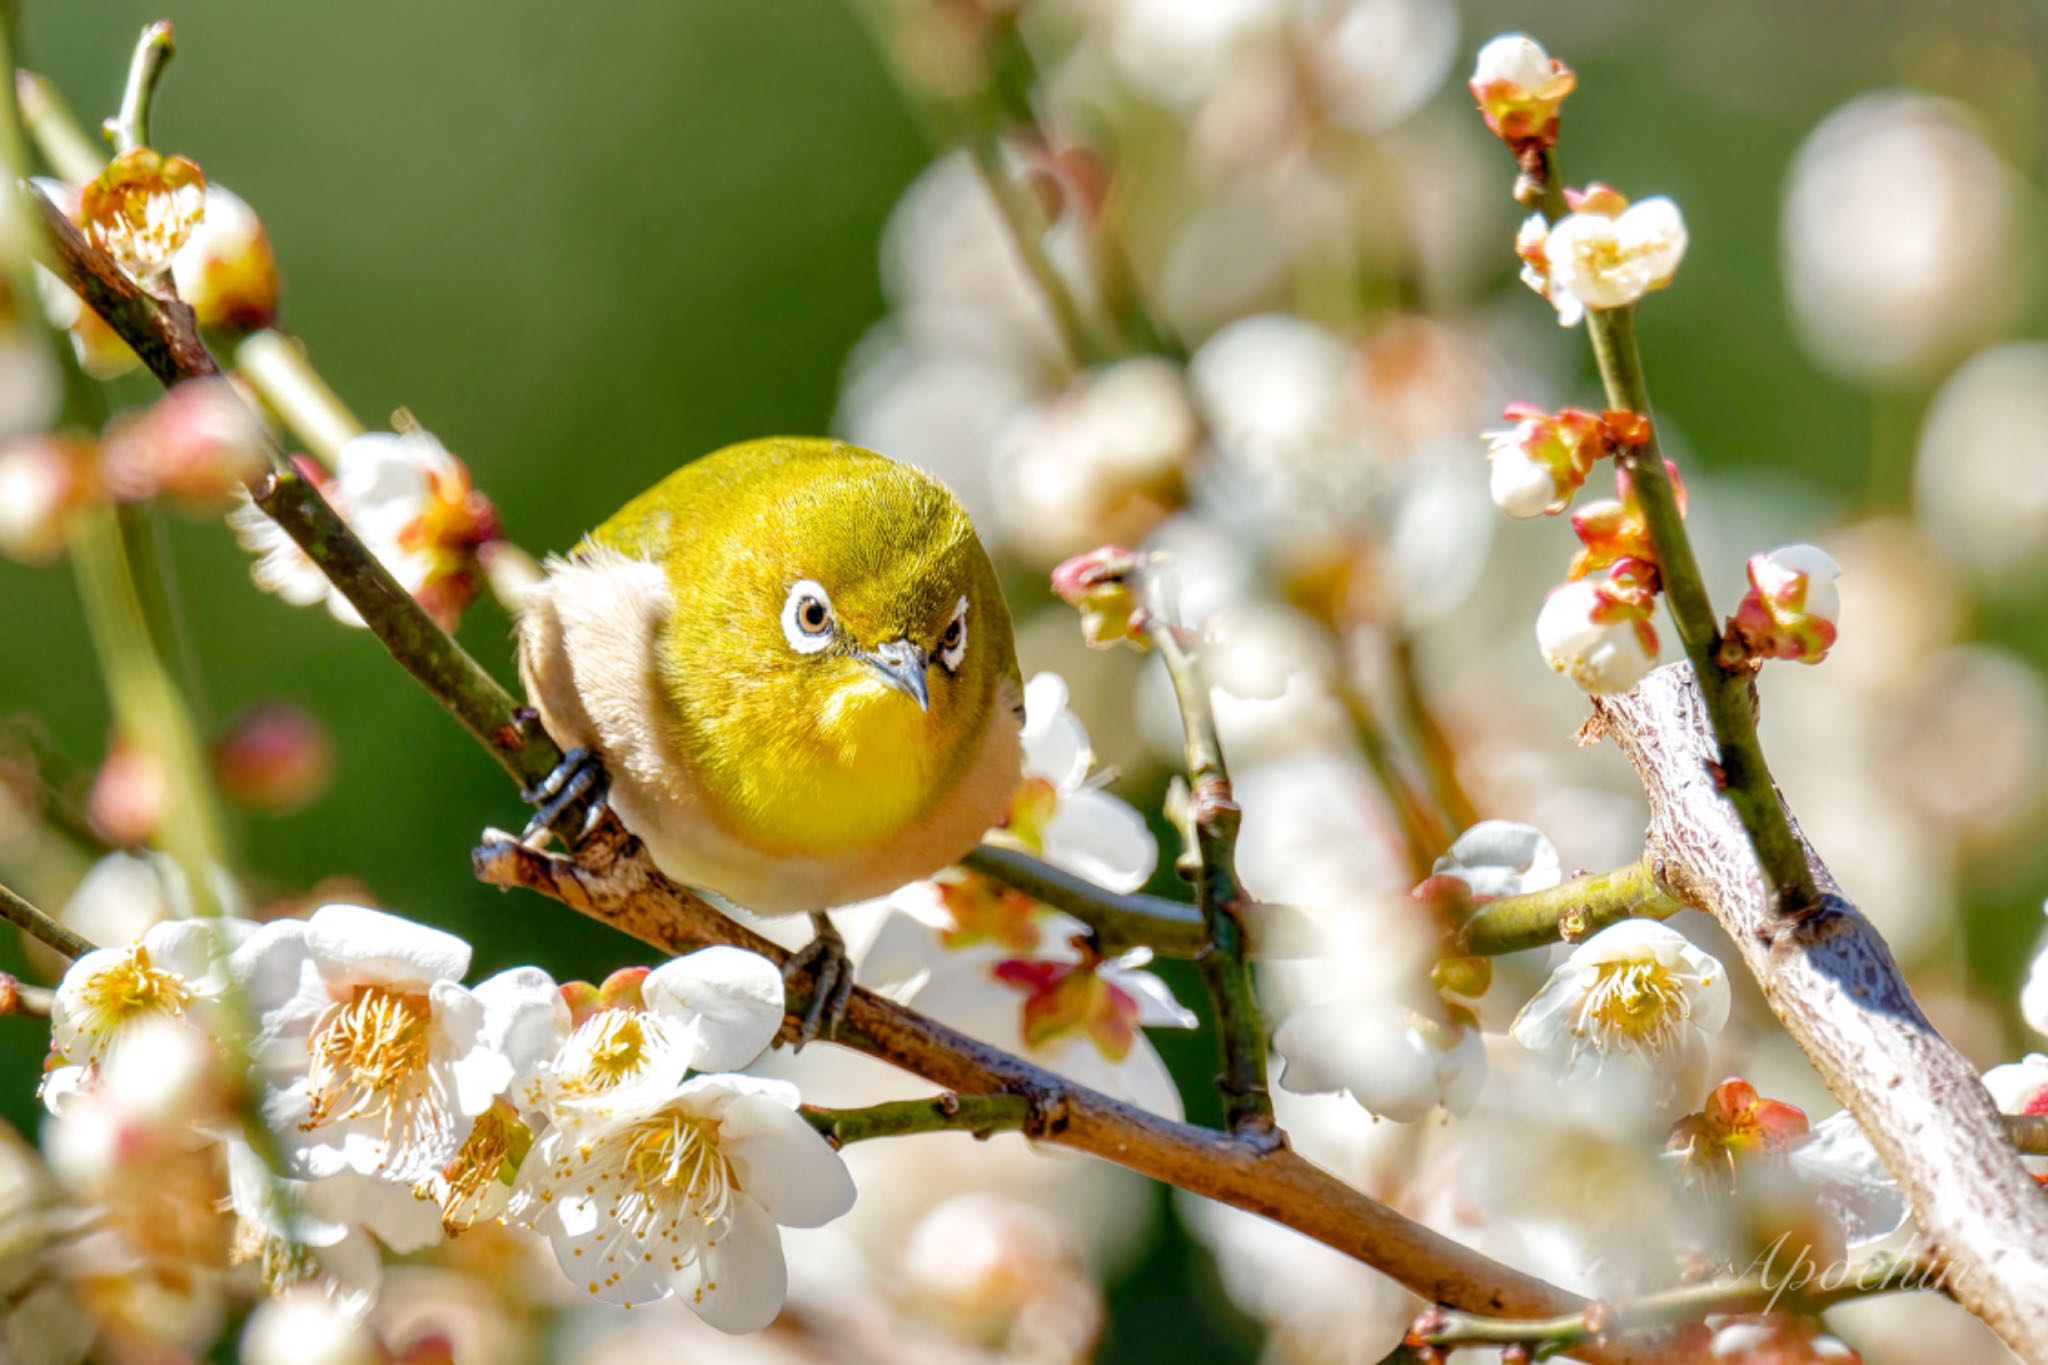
[519,747,611,848]
[784,912,854,1050]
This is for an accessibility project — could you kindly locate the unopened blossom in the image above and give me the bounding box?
[239,905,564,1184]
[1431,820,1562,900]
[0,434,96,563]
[1482,403,1604,517]
[1469,33,1575,148]
[43,916,253,1116]
[80,148,208,285]
[169,184,280,331]
[89,736,169,845]
[1729,545,1842,666]
[1569,458,1682,580]
[1531,189,1689,322]
[1512,919,1729,1097]
[1536,561,1661,694]
[213,701,336,814]
[1667,1078,1810,1191]
[1050,545,1148,650]
[511,1071,855,1329]
[332,428,500,630]
[98,377,268,506]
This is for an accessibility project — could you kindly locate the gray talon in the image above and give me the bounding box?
[520,747,611,847]
[785,912,854,1049]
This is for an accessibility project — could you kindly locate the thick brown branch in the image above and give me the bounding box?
[1593,663,2048,1359]
[471,820,1657,1353]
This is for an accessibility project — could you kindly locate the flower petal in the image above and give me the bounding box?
[719,1092,857,1229]
[1042,789,1157,893]
[644,948,787,1073]
[470,965,571,1084]
[675,1198,789,1334]
[1432,820,1561,899]
[306,904,470,989]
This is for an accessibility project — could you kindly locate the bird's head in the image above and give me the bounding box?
[655,446,1020,854]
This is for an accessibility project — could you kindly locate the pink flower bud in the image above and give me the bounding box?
[1728,544,1842,665]
[0,435,97,563]
[99,378,268,507]
[1481,403,1606,517]
[89,739,168,845]
[1049,545,1149,649]
[80,148,207,285]
[1536,570,1660,694]
[1469,34,1575,149]
[169,184,280,331]
[1568,459,1683,580]
[992,956,1140,1062]
[212,701,335,814]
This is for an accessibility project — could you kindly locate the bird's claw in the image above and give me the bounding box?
[785,914,854,1050]
[519,747,611,848]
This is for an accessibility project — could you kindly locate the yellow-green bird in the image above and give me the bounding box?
[516,438,1025,1034]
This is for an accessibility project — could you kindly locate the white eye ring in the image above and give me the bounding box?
[781,580,835,654]
[937,596,969,673]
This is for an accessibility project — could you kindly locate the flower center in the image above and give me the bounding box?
[602,1111,738,1244]
[565,1011,655,1096]
[303,985,432,1134]
[422,1106,520,1234]
[77,943,192,1044]
[1578,958,1689,1056]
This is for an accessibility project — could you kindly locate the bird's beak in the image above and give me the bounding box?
[861,638,930,712]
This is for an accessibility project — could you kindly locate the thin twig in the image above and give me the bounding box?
[1457,857,1683,956]
[0,878,92,961]
[104,21,175,156]
[962,844,1206,958]
[1145,585,1276,1144]
[801,1092,1032,1147]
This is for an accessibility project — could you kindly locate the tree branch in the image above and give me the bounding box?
[1592,663,2048,1359]
[961,844,1207,958]
[1150,605,1276,1144]
[470,821,1662,1356]
[1456,857,1683,956]
[0,878,90,960]
[801,1092,1032,1147]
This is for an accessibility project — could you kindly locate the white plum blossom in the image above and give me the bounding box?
[1471,34,1556,93]
[239,905,564,1184]
[1528,194,1688,322]
[239,1283,382,1365]
[512,1070,855,1329]
[1432,820,1561,900]
[43,916,256,1117]
[1536,574,1659,695]
[1273,995,1484,1121]
[522,947,786,1119]
[1001,672,1157,895]
[1511,919,1729,1099]
[1786,1110,1909,1246]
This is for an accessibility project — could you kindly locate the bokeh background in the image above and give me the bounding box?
[5,1,2048,1361]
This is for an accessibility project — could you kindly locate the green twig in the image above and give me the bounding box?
[0,878,93,960]
[1339,679,1447,882]
[1456,858,1683,956]
[103,21,174,156]
[963,844,1207,958]
[1147,585,1276,1145]
[963,124,1111,369]
[15,71,102,183]
[1417,1253,1945,1353]
[1390,633,1479,837]
[800,1092,1033,1147]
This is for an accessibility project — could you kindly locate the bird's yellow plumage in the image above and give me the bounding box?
[516,438,1025,936]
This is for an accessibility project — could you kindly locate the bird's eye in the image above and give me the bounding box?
[781,580,836,655]
[937,596,969,673]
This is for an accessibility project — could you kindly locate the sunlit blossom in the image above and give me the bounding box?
[1729,544,1842,666]
[239,905,564,1184]
[1512,919,1729,1098]
[1535,563,1660,694]
[1527,191,1688,322]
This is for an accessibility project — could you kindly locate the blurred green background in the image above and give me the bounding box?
[4,2,2048,1360]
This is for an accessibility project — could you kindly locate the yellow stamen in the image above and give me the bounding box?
[1575,957,1691,1060]
[420,1106,518,1235]
[77,943,192,1040]
[303,985,432,1139]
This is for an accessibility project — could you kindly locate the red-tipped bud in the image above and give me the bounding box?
[213,702,335,815]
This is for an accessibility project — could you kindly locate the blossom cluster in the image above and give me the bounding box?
[40,905,853,1337]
